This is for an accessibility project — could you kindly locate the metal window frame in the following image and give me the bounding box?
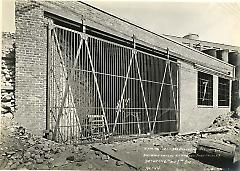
[197,71,213,106]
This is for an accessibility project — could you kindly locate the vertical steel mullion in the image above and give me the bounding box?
[51,30,54,132]
[51,29,55,133]
[68,29,71,142]
[85,38,110,134]
[80,34,83,139]
[64,29,67,141]
[100,39,103,137]
[54,29,57,139]
[93,39,98,130]
[141,53,145,130]
[46,24,51,132]
[89,38,91,116]
[75,32,79,141]
[120,46,122,135]
[120,46,123,135]
[57,28,64,142]
[71,31,74,143]
[101,40,104,131]
[78,33,83,139]
[66,29,69,142]
[71,31,74,142]
[130,49,132,135]
[97,40,100,123]
[127,48,129,135]
[114,44,116,133]
[68,30,72,142]
[111,43,114,135]
[127,48,131,135]
[61,28,64,141]
[56,30,59,141]
[176,63,180,132]
[152,60,168,133]
[109,43,111,134]
[102,40,104,126]
[90,38,95,137]
[99,40,103,124]
[88,37,91,137]
[89,38,91,118]
[52,29,83,141]
[105,42,108,133]
[107,42,110,132]
[117,46,120,135]
[167,50,177,114]
[111,43,114,134]
[96,39,100,137]
[86,37,89,138]
[135,51,150,133]
[82,34,85,139]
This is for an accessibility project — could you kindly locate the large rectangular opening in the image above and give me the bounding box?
[47,23,179,143]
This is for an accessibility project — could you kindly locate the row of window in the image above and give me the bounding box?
[197,71,230,106]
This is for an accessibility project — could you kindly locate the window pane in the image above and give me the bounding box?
[218,77,229,106]
[197,72,213,106]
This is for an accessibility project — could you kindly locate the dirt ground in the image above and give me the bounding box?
[0,112,239,171]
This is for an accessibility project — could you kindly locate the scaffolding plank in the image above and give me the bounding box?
[92,145,141,169]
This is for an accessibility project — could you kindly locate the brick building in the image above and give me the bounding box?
[12,0,239,142]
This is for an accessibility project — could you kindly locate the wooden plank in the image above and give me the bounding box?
[92,145,141,170]
[200,126,229,134]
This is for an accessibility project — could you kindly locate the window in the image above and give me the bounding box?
[218,78,230,106]
[198,72,213,106]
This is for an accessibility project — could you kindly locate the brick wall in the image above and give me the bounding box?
[179,61,230,133]
[1,32,15,120]
[15,0,47,135]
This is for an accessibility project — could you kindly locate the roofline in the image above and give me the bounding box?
[163,34,240,49]
[78,1,234,68]
[161,35,235,67]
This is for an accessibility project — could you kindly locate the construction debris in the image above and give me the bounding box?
[1,33,15,120]
[1,111,239,170]
[197,139,236,160]
[92,144,140,169]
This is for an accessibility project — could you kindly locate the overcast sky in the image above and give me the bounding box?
[1,0,240,46]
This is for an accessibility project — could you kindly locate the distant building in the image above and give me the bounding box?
[165,34,240,114]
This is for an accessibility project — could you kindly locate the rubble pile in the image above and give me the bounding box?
[0,120,130,170]
[1,32,15,119]
[170,112,240,146]
[205,112,240,146]
[1,122,85,169]
[0,110,239,170]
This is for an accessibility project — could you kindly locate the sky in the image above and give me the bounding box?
[1,0,240,46]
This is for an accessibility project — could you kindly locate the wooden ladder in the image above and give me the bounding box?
[88,115,106,140]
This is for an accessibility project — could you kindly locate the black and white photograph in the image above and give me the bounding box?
[1,0,240,170]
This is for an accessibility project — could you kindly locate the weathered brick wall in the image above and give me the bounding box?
[179,61,230,133]
[15,0,47,135]
[1,32,15,119]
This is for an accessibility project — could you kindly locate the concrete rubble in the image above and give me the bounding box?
[0,111,239,170]
[1,32,15,120]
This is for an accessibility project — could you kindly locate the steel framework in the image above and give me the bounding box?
[47,23,179,143]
